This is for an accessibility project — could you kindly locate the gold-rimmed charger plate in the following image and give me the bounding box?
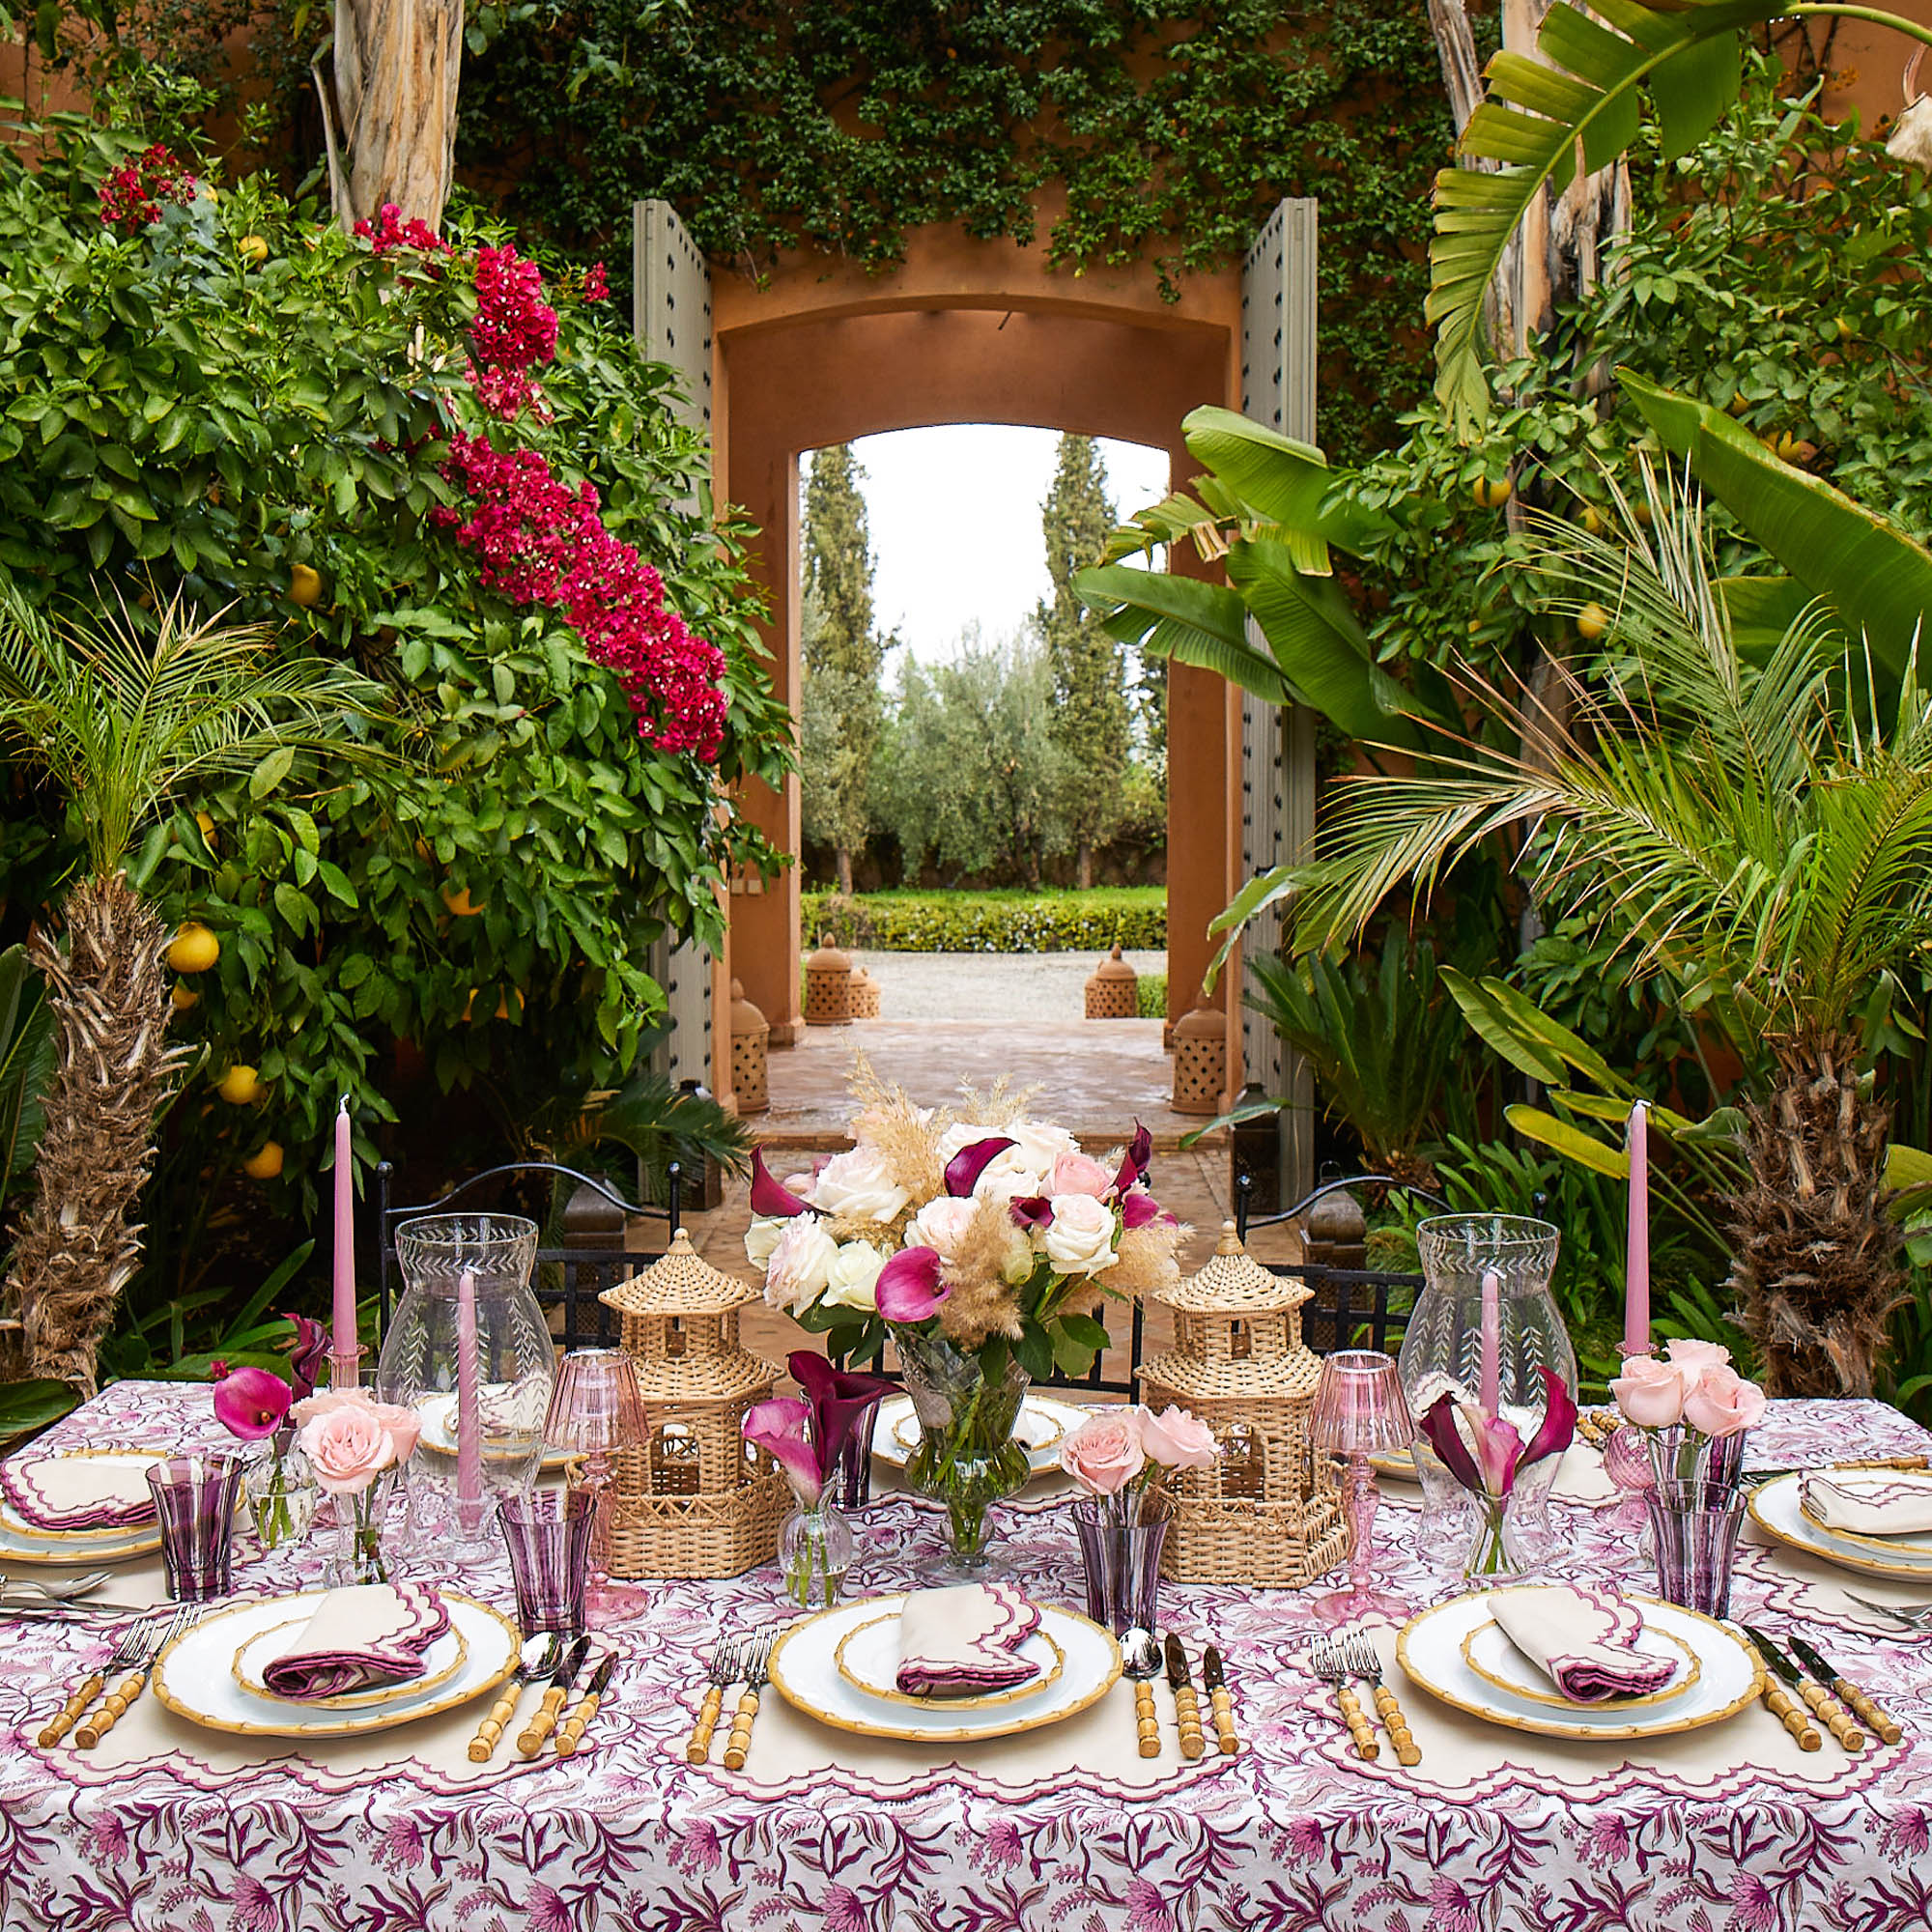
[0,1448,161,1545]
[1460,1621,1698,1713]
[1795,1471,1932,1557]
[1750,1473,1932,1579]
[230,1614,470,1712]
[833,1609,1065,1711]
[154,1591,518,1739]
[770,1594,1121,1744]
[1397,1592,1757,1742]
[0,1449,166,1563]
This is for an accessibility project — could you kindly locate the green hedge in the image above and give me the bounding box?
[803,889,1165,954]
[1136,972,1168,1020]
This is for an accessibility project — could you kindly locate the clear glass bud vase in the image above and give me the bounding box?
[896,1329,1032,1570]
[780,1498,855,1607]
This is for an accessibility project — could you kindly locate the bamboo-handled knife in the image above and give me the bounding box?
[1733,1630,1820,1749]
[1788,1634,1903,1746]
[1747,1629,1864,1752]
[469,1633,562,1763]
[1201,1644,1240,1756]
[1164,1634,1205,1762]
[554,1653,616,1758]
[518,1635,590,1759]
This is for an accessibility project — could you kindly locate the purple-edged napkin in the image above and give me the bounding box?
[1802,1471,1932,1538]
[0,1455,156,1532]
[1489,1584,1679,1703]
[260,1582,452,1701]
[895,1583,1042,1697]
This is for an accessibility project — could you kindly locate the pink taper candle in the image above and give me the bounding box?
[1478,1267,1501,1417]
[455,1267,482,1513]
[330,1096,357,1381]
[1624,1099,1650,1356]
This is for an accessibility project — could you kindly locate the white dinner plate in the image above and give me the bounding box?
[1397,1591,1757,1740]
[415,1391,571,1473]
[0,1451,166,1564]
[871,1394,1093,1475]
[834,1606,1066,1712]
[1749,1472,1932,1579]
[154,1591,518,1738]
[231,1613,471,1711]
[770,1593,1122,1742]
[1459,1616,1697,1712]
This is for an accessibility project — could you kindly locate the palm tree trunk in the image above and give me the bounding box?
[1729,1034,1904,1398]
[0,876,187,1396]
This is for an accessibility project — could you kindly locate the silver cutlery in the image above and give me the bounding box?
[469,1632,563,1763]
[39,1606,187,1750]
[74,1606,192,1749]
[1843,1591,1932,1631]
[685,1636,742,1764]
[1344,1635,1419,1767]
[1121,1627,1161,1760]
[722,1633,774,1772]
[0,1571,111,1605]
[1309,1638,1378,1761]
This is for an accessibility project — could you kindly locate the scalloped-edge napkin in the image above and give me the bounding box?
[260,1582,451,1701]
[0,1454,156,1532]
[895,1583,1042,1697]
[1489,1583,1679,1703]
[1802,1470,1932,1539]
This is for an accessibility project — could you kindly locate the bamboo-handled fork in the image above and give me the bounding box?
[40,1608,187,1750]
[721,1634,773,1773]
[1309,1639,1378,1761]
[38,1614,164,1749]
[685,1637,742,1764]
[1346,1635,1421,1768]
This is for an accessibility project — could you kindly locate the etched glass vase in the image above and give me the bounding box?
[896,1329,1032,1570]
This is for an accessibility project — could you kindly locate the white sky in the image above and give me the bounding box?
[835,426,1172,665]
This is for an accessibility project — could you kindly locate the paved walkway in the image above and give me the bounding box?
[845,950,1165,1024]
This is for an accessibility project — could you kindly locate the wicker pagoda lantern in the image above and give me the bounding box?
[599,1232,788,1578]
[1139,1222,1350,1585]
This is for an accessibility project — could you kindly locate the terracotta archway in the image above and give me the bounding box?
[696,223,1247,1078]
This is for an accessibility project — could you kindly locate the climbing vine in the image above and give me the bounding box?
[448,0,1463,460]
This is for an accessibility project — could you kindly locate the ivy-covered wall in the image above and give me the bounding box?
[454,0,1463,461]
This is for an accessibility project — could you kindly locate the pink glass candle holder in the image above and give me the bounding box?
[1310,1349,1415,1625]
[543,1349,648,1622]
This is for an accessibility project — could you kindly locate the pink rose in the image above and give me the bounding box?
[1046,1151,1114,1199]
[1662,1338,1731,1377]
[1060,1409,1145,1495]
[298,1401,406,1495]
[1608,1353,1685,1428]
[1681,1364,1767,1438]
[292,1388,419,1465]
[1138,1404,1219,1471]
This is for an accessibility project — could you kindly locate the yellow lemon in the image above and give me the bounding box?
[442,885,485,917]
[1472,475,1514,510]
[171,983,199,1013]
[242,1140,284,1180]
[289,563,323,608]
[1577,602,1610,641]
[1578,506,1606,536]
[167,921,220,973]
[239,235,270,267]
[217,1064,262,1105]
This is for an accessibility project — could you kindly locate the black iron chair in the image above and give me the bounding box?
[1234,1170,1443,1357]
[376,1160,682,1352]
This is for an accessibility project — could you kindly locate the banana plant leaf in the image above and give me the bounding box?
[1074,563,1292,705]
[1622,372,1932,680]
[0,1378,76,1452]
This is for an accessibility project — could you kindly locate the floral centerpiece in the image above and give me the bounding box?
[212,1314,331,1548]
[1608,1338,1766,1489]
[1418,1368,1577,1577]
[743,1350,896,1606]
[744,1068,1186,1563]
[293,1386,422,1584]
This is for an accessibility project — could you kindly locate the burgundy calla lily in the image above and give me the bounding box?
[282,1314,330,1401]
[1419,1366,1577,1501]
[876,1246,951,1323]
[1120,1190,1164,1231]
[1009,1196,1054,1232]
[743,1396,823,1503]
[789,1350,897,1483]
[1112,1122,1152,1196]
[213,1365,296,1441]
[1520,1366,1578,1467]
[751,1147,816,1218]
[944,1136,1015,1198]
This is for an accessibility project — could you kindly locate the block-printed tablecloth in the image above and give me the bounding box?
[2,1382,1931,1931]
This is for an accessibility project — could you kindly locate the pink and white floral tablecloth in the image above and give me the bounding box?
[3,1383,1932,1932]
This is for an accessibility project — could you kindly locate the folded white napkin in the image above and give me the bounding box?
[260,1582,451,1701]
[1802,1471,1932,1539]
[0,1455,156,1532]
[1489,1584,1679,1703]
[895,1583,1042,1697]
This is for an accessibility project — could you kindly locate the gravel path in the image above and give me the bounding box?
[850,950,1166,1025]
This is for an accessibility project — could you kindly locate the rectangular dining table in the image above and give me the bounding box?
[2,1380,1930,1931]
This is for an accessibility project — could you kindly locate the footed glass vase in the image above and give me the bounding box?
[780,1498,856,1608]
[897,1330,1032,1570]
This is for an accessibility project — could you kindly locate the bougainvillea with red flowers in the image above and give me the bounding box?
[99,144,198,234]
[353,202,446,256]
[435,433,728,760]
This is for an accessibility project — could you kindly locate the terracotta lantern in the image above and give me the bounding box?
[1139,1222,1350,1585]
[599,1232,789,1579]
[805,932,854,1026]
[1171,996,1228,1116]
[729,979,769,1114]
[849,965,881,1019]
[1084,943,1139,1019]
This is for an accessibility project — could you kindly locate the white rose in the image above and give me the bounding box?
[1041,1194,1119,1276]
[973,1162,1044,1205]
[745,1218,785,1268]
[906,1197,978,1260]
[822,1240,887,1312]
[1007,1120,1080,1175]
[765,1218,839,1315]
[810,1146,910,1222]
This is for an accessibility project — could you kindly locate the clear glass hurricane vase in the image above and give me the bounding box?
[896,1329,1032,1569]
[1397,1214,1577,1577]
[780,1497,856,1608]
[378,1213,555,1563]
